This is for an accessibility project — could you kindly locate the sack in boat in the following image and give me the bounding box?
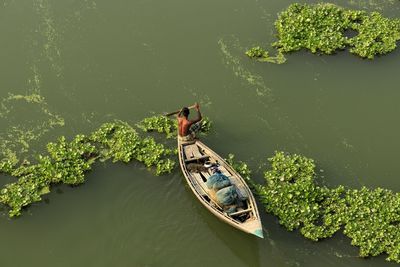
[216,185,238,206]
[225,205,237,214]
[206,173,231,190]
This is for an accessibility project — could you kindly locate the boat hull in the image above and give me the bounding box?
[178,138,263,238]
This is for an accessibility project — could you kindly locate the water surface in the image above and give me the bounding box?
[1,0,400,266]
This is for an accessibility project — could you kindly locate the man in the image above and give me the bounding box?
[177,102,202,141]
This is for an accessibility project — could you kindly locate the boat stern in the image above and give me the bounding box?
[240,217,264,239]
[253,228,264,239]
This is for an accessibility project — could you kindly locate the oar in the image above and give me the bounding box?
[164,104,196,117]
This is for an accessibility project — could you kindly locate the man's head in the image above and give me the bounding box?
[181,107,190,118]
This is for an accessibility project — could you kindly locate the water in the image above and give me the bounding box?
[0,0,400,266]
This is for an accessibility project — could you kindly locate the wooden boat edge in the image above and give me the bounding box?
[178,139,264,238]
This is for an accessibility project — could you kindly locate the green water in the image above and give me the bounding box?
[1,0,400,266]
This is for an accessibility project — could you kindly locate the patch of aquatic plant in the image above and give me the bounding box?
[138,115,212,138]
[1,135,97,217]
[273,3,354,54]
[245,46,286,64]
[90,121,143,163]
[134,137,175,174]
[198,117,212,135]
[0,149,19,174]
[347,11,400,59]
[225,154,252,181]
[248,3,400,61]
[0,112,216,217]
[87,121,176,174]
[137,116,177,138]
[0,120,178,217]
[254,151,400,263]
[46,135,98,184]
[225,153,261,194]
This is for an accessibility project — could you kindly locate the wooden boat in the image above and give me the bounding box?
[178,138,263,238]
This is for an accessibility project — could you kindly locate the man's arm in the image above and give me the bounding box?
[190,102,202,124]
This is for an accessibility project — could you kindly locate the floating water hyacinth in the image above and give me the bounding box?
[0,113,214,217]
[253,151,400,263]
[245,47,286,64]
[0,119,182,217]
[3,112,400,264]
[246,3,400,61]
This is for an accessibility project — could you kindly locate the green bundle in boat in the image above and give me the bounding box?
[216,185,238,206]
[206,172,231,191]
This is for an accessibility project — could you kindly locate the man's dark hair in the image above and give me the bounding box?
[181,107,190,117]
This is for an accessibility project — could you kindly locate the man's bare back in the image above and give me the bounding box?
[177,103,202,137]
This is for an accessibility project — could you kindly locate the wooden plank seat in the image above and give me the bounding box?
[184,155,210,163]
[228,208,252,217]
[184,144,210,163]
[184,144,202,159]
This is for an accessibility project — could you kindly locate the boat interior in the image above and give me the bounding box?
[181,142,255,223]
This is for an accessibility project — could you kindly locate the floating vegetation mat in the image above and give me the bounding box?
[247,3,400,61]
[0,116,211,217]
[246,151,400,263]
[3,111,400,264]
